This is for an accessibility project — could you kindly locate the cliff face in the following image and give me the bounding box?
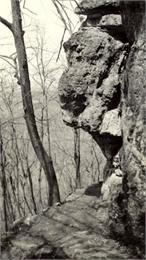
[59,0,145,254]
[59,0,130,180]
[117,0,145,246]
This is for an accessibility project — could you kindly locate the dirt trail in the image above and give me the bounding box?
[1,185,134,259]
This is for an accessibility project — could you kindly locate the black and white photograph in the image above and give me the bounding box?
[0,0,145,259]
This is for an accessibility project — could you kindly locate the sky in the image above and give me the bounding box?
[0,0,81,92]
[0,0,80,60]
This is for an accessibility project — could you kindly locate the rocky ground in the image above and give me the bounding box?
[1,180,139,260]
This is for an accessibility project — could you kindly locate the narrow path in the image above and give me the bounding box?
[2,185,134,259]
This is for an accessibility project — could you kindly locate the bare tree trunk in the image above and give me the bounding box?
[9,175,23,217]
[27,162,37,214]
[45,97,52,156]
[6,188,15,223]
[92,145,101,183]
[20,179,33,215]
[38,165,43,207]
[6,0,60,206]
[74,128,81,189]
[1,142,8,232]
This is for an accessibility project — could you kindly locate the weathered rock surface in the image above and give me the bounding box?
[100,109,121,136]
[59,0,145,256]
[75,0,119,15]
[1,1,145,259]
[101,173,122,201]
[59,27,125,133]
[114,0,145,251]
[59,22,127,134]
[59,0,128,177]
[1,187,135,259]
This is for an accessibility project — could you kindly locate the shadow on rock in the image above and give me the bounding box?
[84,183,102,197]
[27,247,69,259]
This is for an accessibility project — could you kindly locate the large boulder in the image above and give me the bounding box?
[59,1,128,177]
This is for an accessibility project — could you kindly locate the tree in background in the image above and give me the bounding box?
[0,0,60,206]
[74,128,81,188]
[0,0,105,233]
[0,128,8,232]
[52,0,82,188]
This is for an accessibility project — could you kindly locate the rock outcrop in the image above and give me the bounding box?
[111,0,145,253]
[59,0,145,256]
[1,1,145,259]
[75,0,119,16]
[59,1,129,180]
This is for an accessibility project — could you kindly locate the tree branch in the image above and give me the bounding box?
[0,54,21,84]
[0,16,13,32]
[0,55,15,69]
[56,27,66,62]
[23,0,37,15]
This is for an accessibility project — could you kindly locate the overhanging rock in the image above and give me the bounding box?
[58,0,129,170]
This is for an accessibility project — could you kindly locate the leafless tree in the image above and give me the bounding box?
[0,0,60,206]
[74,128,81,188]
[0,129,8,232]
